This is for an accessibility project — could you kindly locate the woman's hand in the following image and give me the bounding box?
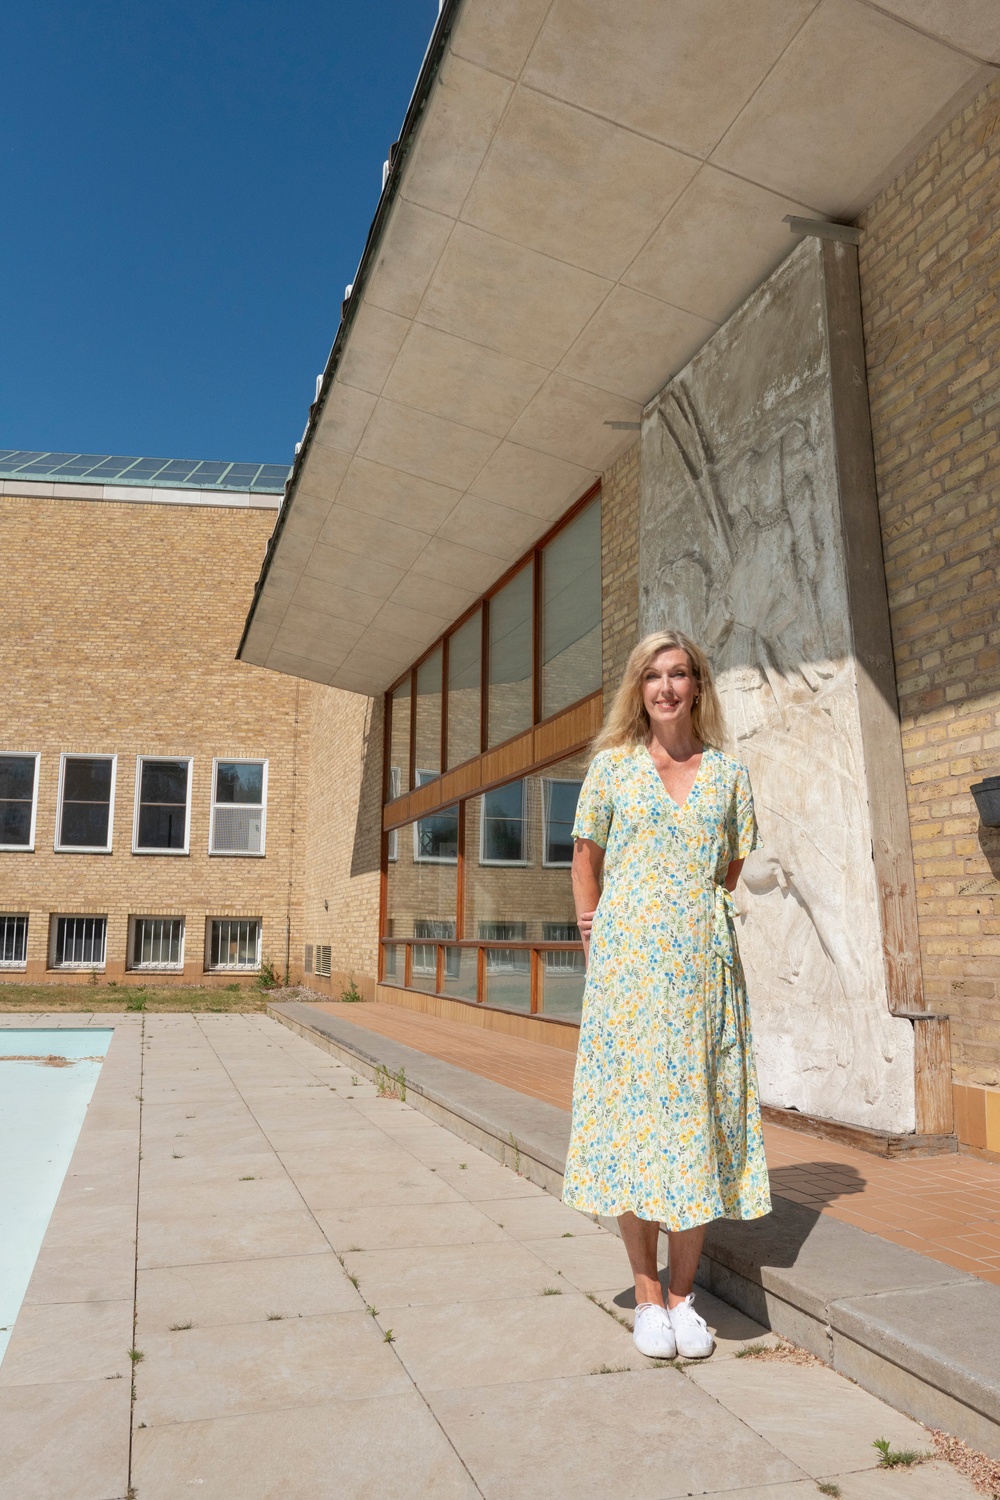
[572,838,604,968]
[577,909,597,942]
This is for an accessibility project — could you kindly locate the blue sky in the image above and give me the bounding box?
[1,1,436,465]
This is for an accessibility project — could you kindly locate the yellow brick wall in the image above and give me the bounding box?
[0,494,312,984]
[601,441,640,714]
[858,75,1000,1094]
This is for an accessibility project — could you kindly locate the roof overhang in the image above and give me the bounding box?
[239,0,998,696]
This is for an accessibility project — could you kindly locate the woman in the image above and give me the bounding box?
[564,630,770,1361]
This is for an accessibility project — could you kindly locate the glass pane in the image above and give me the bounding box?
[488,563,533,748]
[137,805,186,849]
[414,647,443,783]
[441,947,477,1002]
[60,802,110,848]
[543,778,583,866]
[541,498,602,718]
[483,953,531,1013]
[0,802,32,845]
[389,678,411,796]
[480,781,527,864]
[215,762,263,804]
[63,757,112,801]
[414,792,458,862]
[540,960,586,1020]
[446,611,481,769]
[0,756,35,800]
[140,760,188,805]
[384,817,458,980]
[381,943,403,982]
[409,943,439,992]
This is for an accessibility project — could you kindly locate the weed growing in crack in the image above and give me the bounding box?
[540,1287,562,1296]
[366,1305,379,1318]
[382,1328,394,1343]
[127,1348,144,1364]
[591,1364,631,1375]
[816,1485,841,1498]
[266,1313,286,1321]
[239,1175,256,1181]
[873,1438,927,1469]
[169,1322,193,1331]
[586,1292,632,1332]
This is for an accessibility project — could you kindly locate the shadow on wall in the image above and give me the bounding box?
[350,696,385,880]
[979,824,1000,883]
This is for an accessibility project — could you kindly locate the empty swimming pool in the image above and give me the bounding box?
[0,1029,112,1365]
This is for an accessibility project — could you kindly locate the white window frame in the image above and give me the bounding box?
[209,758,268,857]
[132,756,193,856]
[542,777,583,868]
[206,916,262,971]
[387,766,401,862]
[0,913,29,969]
[50,914,107,970]
[413,771,458,865]
[128,915,186,971]
[479,780,529,867]
[55,754,117,854]
[0,752,41,852]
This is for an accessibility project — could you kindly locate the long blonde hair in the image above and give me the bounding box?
[593,630,725,754]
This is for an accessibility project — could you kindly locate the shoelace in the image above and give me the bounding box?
[670,1295,708,1330]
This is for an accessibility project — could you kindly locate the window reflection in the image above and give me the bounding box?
[487,563,532,748]
[414,648,443,782]
[389,678,411,796]
[540,498,601,719]
[446,611,481,769]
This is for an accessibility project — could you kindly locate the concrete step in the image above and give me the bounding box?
[271,999,1000,1461]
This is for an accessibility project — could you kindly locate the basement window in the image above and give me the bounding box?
[208,918,261,970]
[52,915,107,969]
[0,914,28,968]
[131,917,184,970]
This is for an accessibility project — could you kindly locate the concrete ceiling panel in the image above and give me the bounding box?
[449,0,552,79]
[356,397,500,490]
[315,502,432,570]
[337,643,417,685]
[417,222,612,366]
[296,441,351,500]
[265,649,344,684]
[335,303,410,396]
[506,372,641,469]
[385,569,478,623]
[311,384,377,455]
[369,599,467,644]
[461,86,701,279]
[362,198,454,321]
[407,534,510,593]
[559,284,717,403]
[468,441,595,518]
[435,493,556,560]
[381,322,547,439]
[873,1,1000,62]
[623,166,818,325]
[240,619,278,667]
[334,456,462,532]
[302,540,405,600]
[282,573,385,628]
[523,0,819,158]
[401,54,512,217]
[272,609,367,656]
[711,0,985,216]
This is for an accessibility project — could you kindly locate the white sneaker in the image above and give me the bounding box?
[633,1302,677,1359]
[667,1294,714,1359]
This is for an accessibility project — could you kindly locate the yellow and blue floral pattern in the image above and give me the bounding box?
[563,744,772,1230]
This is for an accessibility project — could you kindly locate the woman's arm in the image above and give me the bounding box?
[572,837,604,965]
[724,857,745,893]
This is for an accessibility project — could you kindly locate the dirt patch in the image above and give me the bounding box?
[0,980,269,1014]
[735,1338,824,1367]
[932,1429,1000,1498]
[1,1053,80,1067]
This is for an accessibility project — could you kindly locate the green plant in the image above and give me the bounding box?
[817,1485,841,1498]
[169,1322,193,1331]
[239,1175,256,1181]
[383,1328,394,1343]
[541,1287,562,1296]
[256,955,280,990]
[591,1364,630,1375]
[266,1312,285,1321]
[366,1304,379,1317]
[88,968,99,985]
[374,1062,406,1101]
[507,1131,522,1175]
[735,1343,770,1358]
[225,982,241,993]
[126,992,147,1011]
[873,1438,926,1469]
[459,1162,468,1170]
[340,974,364,1003]
[586,1293,632,1332]
[127,1348,144,1364]
[350,1075,360,1087]
[562,1232,573,1238]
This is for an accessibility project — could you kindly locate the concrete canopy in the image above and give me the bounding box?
[239,0,998,696]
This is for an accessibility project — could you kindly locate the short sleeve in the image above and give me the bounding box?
[572,753,615,850]
[730,763,760,861]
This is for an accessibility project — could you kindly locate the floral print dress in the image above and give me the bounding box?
[562,743,771,1230]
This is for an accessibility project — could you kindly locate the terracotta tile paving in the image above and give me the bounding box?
[313,1000,1000,1287]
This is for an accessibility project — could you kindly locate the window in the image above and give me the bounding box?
[387,766,401,861]
[131,917,184,969]
[543,779,583,865]
[0,755,40,850]
[133,758,191,853]
[487,562,533,748]
[210,761,267,855]
[413,772,457,862]
[56,756,116,852]
[52,916,106,969]
[0,914,28,968]
[389,678,411,794]
[414,647,443,783]
[479,781,528,864]
[315,945,332,978]
[208,918,261,970]
[446,610,481,769]
[304,944,313,973]
[540,497,602,718]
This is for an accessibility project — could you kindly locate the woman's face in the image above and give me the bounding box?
[642,649,698,731]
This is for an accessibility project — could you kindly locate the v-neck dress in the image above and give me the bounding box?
[562,744,771,1230]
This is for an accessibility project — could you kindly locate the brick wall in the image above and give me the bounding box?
[0,494,312,984]
[858,76,1000,1116]
[601,442,640,715]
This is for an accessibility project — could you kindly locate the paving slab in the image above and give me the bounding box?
[0,1375,130,1500]
[134,1251,362,1334]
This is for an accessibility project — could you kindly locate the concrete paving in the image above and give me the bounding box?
[0,1013,984,1499]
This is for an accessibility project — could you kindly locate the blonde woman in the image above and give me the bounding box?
[564,630,771,1360]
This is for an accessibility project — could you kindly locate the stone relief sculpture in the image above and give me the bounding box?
[640,238,915,1133]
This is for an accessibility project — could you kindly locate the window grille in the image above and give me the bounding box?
[210,761,266,855]
[304,944,313,973]
[479,922,529,974]
[53,916,107,968]
[0,756,38,849]
[0,914,28,966]
[208,918,261,970]
[412,919,457,978]
[132,918,184,969]
[542,924,584,974]
[134,759,190,852]
[58,757,115,851]
[315,945,332,978]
